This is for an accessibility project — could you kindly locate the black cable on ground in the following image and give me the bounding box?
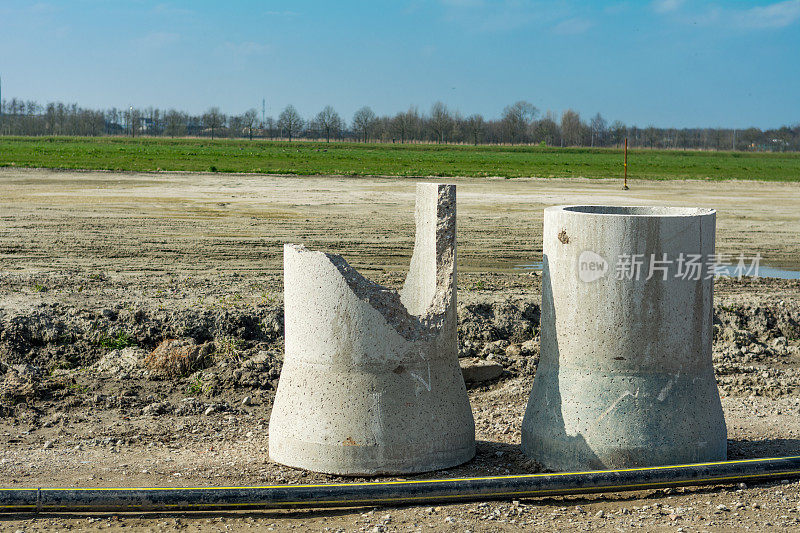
[1,456,799,513]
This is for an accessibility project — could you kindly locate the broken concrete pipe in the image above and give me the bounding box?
[521,205,727,471]
[269,183,475,475]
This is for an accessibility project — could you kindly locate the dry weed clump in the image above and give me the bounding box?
[145,339,214,378]
[213,335,244,364]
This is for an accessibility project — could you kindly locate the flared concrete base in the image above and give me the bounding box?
[270,436,475,476]
[521,367,726,471]
[269,359,475,475]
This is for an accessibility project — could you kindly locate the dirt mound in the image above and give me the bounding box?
[0,364,39,404]
[1,293,799,413]
[94,347,148,378]
[458,298,541,377]
[713,300,800,398]
[0,302,284,369]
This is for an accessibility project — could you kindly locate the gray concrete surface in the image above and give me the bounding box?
[521,205,727,470]
[269,183,475,475]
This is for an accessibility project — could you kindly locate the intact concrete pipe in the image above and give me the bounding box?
[269,183,475,475]
[522,205,727,471]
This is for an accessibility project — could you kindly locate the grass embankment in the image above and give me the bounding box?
[1,136,799,181]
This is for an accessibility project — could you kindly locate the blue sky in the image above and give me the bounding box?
[1,0,799,128]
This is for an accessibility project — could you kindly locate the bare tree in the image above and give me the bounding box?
[127,107,142,138]
[314,105,343,142]
[145,107,162,135]
[533,111,561,146]
[243,108,258,140]
[277,105,304,141]
[465,114,485,145]
[560,109,583,146]
[104,107,118,135]
[164,109,187,137]
[609,120,627,146]
[645,125,659,148]
[390,112,410,143]
[228,114,245,138]
[501,101,538,144]
[2,92,800,150]
[263,116,276,139]
[429,101,453,144]
[590,113,607,147]
[202,107,225,140]
[389,107,422,143]
[352,106,377,143]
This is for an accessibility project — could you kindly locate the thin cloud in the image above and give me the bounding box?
[420,44,437,58]
[29,2,58,14]
[440,0,567,33]
[552,17,593,35]
[652,0,685,14]
[151,3,195,17]
[440,0,485,7]
[659,0,800,30]
[478,11,539,32]
[732,0,800,29]
[603,3,631,15]
[134,31,181,51]
[264,10,299,17]
[220,41,272,57]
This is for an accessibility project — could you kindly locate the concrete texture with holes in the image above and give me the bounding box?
[268,183,475,475]
[521,205,727,471]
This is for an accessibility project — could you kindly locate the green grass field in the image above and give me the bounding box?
[1,136,799,181]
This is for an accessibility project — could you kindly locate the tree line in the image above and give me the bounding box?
[0,98,798,151]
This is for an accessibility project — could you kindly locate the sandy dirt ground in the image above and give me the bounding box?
[1,168,799,276]
[1,168,800,531]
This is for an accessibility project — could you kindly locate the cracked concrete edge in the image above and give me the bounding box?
[401,183,456,331]
[282,182,456,341]
[283,243,425,341]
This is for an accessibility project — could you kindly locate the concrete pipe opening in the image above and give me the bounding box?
[521,204,726,472]
[560,205,715,217]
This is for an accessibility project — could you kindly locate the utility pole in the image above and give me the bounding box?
[0,75,3,135]
[622,137,629,190]
[262,98,265,128]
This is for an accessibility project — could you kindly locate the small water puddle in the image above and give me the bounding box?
[513,262,800,280]
[715,264,800,280]
[514,262,544,272]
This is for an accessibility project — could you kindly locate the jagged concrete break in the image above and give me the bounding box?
[521,205,727,471]
[268,183,475,475]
